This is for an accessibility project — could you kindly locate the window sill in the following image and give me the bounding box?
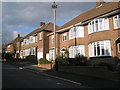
[114,27,120,30]
[88,29,109,35]
[89,55,111,58]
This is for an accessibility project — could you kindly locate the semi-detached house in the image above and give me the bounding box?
[48,1,120,60]
[20,22,59,60]
[4,1,120,62]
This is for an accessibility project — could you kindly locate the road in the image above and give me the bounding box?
[2,62,120,89]
[2,63,85,88]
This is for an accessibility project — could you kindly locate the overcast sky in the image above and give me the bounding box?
[2,1,111,44]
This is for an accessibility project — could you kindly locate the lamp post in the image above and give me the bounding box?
[74,26,77,56]
[51,2,58,71]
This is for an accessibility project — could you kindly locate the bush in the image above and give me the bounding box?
[97,62,114,71]
[4,52,14,60]
[74,54,88,66]
[38,58,51,64]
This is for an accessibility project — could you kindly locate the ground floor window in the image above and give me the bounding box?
[118,43,120,53]
[69,45,85,58]
[49,49,55,60]
[88,40,111,57]
[30,47,35,55]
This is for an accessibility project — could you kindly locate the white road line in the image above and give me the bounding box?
[23,68,83,86]
[41,73,82,86]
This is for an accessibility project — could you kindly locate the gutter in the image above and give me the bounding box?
[57,9,120,33]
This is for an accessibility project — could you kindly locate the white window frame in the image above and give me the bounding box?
[69,45,85,58]
[49,48,55,60]
[88,18,109,34]
[113,14,120,29]
[51,35,54,43]
[69,26,84,40]
[39,32,42,40]
[118,43,120,53]
[35,35,38,42]
[7,45,11,48]
[88,40,111,57]
[62,33,67,41]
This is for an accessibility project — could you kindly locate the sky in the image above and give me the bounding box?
[2,0,112,44]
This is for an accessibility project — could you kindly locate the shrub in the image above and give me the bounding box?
[38,58,51,64]
[4,52,14,60]
[97,62,114,71]
[74,54,88,66]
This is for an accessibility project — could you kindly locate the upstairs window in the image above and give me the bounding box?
[29,36,35,43]
[69,26,84,39]
[62,33,67,41]
[35,35,38,42]
[51,35,54,43]
[7,45,11,48]
[88,18,109,34]
[113,14,120,29]
[39,32,42,40]
[23,39,29,45]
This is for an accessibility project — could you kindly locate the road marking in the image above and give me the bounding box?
[41,73,82,86]
[23,68,83,86]
[56,82,61,85]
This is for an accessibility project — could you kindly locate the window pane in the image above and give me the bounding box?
[101,41,105,55]
[97,42,100,55]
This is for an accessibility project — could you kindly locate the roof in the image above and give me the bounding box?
[24,22,59,39]
[10,37,23,45]
[58,2,120,30]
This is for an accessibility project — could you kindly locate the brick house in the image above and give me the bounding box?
[4,1,120,62]
[55,1,120,60]
[5,34,23,59]
[20,22,59,60]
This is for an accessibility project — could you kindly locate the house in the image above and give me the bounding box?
[3,1,120,62]
[5,34,23,59]
[55,1,120,60]
[20,22,59,61]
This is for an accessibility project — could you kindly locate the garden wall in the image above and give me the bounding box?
[58,65,120,81]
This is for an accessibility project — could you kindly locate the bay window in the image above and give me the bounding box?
[69,45,85,58]
[69,26,84,39]
[30,47,35,55]
[49,49,55,60]
[88,18,109,34]
[113,14,120,29]
[88,40,111,57]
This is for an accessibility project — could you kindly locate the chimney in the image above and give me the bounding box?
[18,34,20,37]
[40,22,45,26]
[96,0,105,7]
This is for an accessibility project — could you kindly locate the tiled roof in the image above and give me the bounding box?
[24,22,59,39]
[58,2,120,30]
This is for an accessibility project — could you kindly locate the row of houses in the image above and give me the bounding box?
[4,1,120,62]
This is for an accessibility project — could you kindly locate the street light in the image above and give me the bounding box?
[74,26,77,56]
[51,2,58,71]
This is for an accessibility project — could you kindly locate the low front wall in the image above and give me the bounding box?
[58,65,120,81]
[38,63,54,69]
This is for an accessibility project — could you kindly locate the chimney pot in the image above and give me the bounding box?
[96,0,105,7]
[18,34,20,37]
[40,22,45,26]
